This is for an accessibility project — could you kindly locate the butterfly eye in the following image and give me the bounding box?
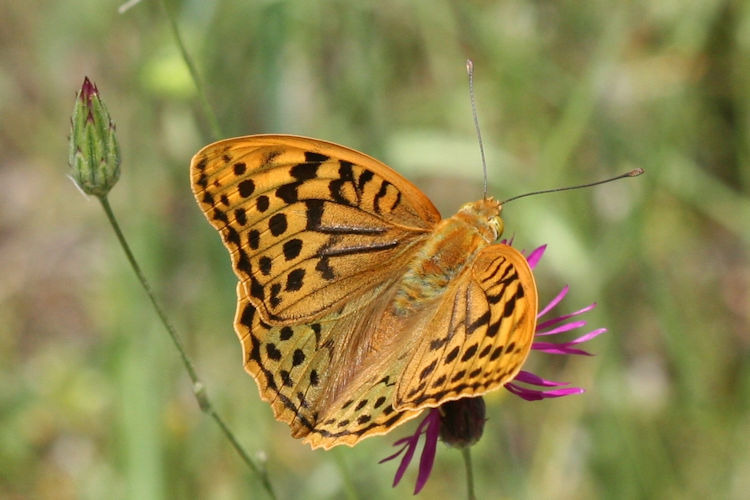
[490,216,504,240]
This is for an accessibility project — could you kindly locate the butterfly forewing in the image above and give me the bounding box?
[395,244,537,409]
[191,135,441,324]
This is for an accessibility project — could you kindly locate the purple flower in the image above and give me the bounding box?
[380,244,605,494]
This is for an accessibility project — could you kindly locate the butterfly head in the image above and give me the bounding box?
[457,197,504,243]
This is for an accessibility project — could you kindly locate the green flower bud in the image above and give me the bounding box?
[68,77,121,197]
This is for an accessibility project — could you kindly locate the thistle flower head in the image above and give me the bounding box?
[68,77,121,197]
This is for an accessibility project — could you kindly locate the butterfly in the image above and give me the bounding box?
[190,135,537,449]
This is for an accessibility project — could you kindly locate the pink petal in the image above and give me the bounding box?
[391,440,417,487]
[537,286,569,318]
[513,370,570,387]
[533,328,607,355]
[525,244,547,269]
[379,441,409,464]
[505,382,585,401]
[535,320,588,336]
[536,302,597,331]
[414,412,440,494]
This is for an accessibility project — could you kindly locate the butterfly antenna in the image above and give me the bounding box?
[500,168,644,205]
[467,59,489,199]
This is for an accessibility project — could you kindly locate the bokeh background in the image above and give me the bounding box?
[1,1,748,499]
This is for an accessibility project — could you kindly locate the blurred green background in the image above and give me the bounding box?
[1,0,748,499]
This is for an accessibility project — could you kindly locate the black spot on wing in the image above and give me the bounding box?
[431,374,447,388]
[196,172,208,189]
[265,343,281,361]
[419,360,437,380]
[429,336,449,350]
[270,283,282,308]
[467,311,490,334]
[236,249,250,273]
[256,195,270,212]
[212,209,228,224]
[390,190,401,211]
[373,180,391,214]
[224,226,240,246]
[357,169,374,191]
[486,319,501,338]
[259,256,272,276]
[234,208,247,226]
[292,348,306,367]
[305,200,324,230]
[461,344,478,362]
[279,326,293,341]
[276,182,302,204]
[501,293,518,318]
[355,399,368,411]
[315,257,335,281]
[238,179,255,198]
[357,415,371,425]
[490,346,504,361]
[328,161,356,205]
[286,268,305,291]
[304,151,329,163]
[283,239,303,260]
[445,346,460,364]
[291,161,320,180]
[269,213,288,236]
[250,276,265,301]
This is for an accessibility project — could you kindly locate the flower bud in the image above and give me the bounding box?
[68,77,121,197]
[438,396,486,448]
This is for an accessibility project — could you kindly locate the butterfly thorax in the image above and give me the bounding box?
[391,198,503,315]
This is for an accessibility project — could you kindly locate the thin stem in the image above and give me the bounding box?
[97,195,277,500]
[158,0,222,141]
[461,446,476,500]
[332,448,360,500]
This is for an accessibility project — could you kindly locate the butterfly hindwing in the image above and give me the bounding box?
[236,280,422,449]
[235,281,336,439]
[191,135,441,325]
[302,370,422,450]
[394,244,538,409]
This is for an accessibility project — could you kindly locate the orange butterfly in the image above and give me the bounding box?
[191,135,537,449]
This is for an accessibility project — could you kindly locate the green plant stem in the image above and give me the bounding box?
[158,0,222,141]
[461,447,476,500]
[98,195,276,500]
[332,448,359,500]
